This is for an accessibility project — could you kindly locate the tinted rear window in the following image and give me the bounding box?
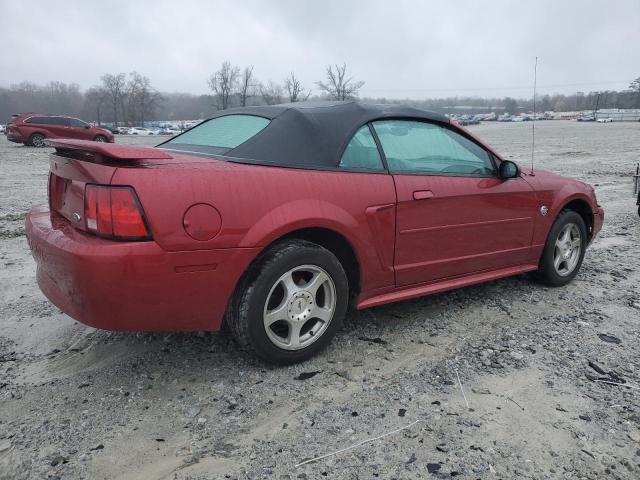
[165,115,269,149]
[25,116,50,124]
[25,116,68,125]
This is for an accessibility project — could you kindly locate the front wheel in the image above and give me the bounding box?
[537,210,587,287]
[226,239,349,365]
[94,135,107,142]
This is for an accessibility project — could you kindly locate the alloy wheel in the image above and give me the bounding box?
[553,223,582,276]
[31,134,45,147]
[263,265,336,350]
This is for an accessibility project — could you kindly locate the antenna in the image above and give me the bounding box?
[531,56,538,175]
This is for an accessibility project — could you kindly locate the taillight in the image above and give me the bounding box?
[84,185,151,240]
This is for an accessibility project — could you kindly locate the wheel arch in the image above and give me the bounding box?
[236,199,366,294]
[222,225,362,331]
[28,130,48,138]
[558,197,594,241]
[240,225,361,297]
[279,227,361,296]
[26,130,48,146]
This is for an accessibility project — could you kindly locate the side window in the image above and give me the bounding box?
[30,117,66,126]
[25,116,48,124]
[372,120,495,176]
[339,125,384,171]
[68,118,87,127]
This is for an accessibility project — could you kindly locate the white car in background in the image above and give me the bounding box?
[596,117,613,123]
[0,124,5,133]
[128,127,155,135]
[184,120,204,129]
[157,127,182,136]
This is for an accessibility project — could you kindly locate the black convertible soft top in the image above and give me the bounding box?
[160,101,449,169]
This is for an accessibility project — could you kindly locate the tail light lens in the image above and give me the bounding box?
[84,185,151,240]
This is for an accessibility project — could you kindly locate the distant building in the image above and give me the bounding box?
[594,109,640,122]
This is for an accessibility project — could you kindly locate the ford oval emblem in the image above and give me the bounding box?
[72,212,82,222]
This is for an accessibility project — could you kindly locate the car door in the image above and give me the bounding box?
[66,117,91,139]
[43,116,73,138]
[371,119,538,286]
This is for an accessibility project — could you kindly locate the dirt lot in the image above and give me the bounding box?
[1,121,639,480]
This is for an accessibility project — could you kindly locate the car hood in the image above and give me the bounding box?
[521,166,588,188]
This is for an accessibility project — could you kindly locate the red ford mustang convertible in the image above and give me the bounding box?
[26,102,603,364]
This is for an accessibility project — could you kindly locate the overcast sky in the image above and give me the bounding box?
[1,0,639,99]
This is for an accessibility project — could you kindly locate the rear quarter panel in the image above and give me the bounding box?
[111,160,398,292]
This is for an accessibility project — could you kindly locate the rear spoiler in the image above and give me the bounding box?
[46,138,173,160]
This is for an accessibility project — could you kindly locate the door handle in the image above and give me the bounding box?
[413,190,434,200]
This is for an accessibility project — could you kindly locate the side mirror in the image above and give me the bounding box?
[499,160,520,180]
[84,125,90,129]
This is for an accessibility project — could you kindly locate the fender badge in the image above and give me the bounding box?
[72,212,82,222]
[540,206,549,216]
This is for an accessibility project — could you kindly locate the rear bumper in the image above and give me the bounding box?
[26,205,260,331]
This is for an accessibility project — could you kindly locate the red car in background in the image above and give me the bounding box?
[6,113,114,147]
[25,102,603,364]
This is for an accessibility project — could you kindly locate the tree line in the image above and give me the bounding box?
[1,65,639,124]
[206,62,364,109]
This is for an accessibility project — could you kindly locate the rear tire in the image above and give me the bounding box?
[226,239,349,365]
[536,210,587,287]
[94,135,107,142]
[28,133,46,147]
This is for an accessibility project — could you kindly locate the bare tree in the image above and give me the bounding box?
[124,72,163,126]
[284,72,311,103]
[239,66,256,107]
[260,81,284,105]
[208,61,240,110]
[316,63,364,100]
[503,97,518,115]
[101,73,127,126]
[85,87,108,125]
[630,77,640,108]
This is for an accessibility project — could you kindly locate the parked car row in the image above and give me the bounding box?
[498,113,548,122]
[447,112,553,125]
[577,114,616,123]
[116,126,183,135]
[1,113,191,147]
[449,115,481,126]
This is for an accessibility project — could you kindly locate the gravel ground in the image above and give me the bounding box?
[1,121,639,480]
